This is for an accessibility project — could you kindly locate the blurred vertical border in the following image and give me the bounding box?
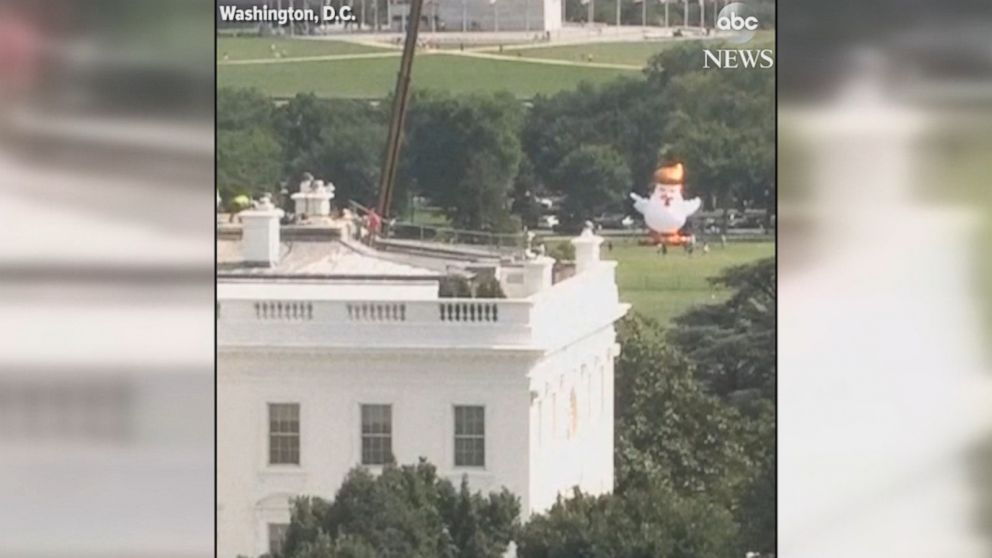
[0,1,215,556]
[778,0,992,556]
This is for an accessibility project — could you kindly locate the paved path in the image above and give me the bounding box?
[218,50,401,65]
[441,49,643,70]
[218,45,642,70]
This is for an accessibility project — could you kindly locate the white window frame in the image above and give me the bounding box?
[267,402,301,467]
[359,403,393,466]
[453,405,486,469]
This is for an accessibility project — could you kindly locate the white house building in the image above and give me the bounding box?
[217,200,628,558]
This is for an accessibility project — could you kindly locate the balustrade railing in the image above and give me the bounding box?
[346,302,407,322]
[438,301,499,323]
[220,265,622,349]
[253,301,314,321]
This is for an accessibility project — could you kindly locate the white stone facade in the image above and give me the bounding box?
[218,232,627,558]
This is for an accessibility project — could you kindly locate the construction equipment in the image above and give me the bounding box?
[376,0,427,220]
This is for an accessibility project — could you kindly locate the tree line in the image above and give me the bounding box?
[217,41,773,232]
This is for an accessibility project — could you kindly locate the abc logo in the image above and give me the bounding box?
[715,2,758,43]
[717,12,758,31]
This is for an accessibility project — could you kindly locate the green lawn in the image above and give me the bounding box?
[218,52,637,98]
[218,37,387,61]
[508,31,775,67]
[410,206,451,227]
[607,239,774,325]
[509,40,696,67]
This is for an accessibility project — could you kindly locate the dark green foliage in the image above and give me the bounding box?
[553,145,631,230]
[664,259,776,552]
[522,41,774,221]
[517,485,738,558]
[218,87,276,132]
[523,79,667,193]
[511,157,544,229]
[613,314,753,503]
[217,87,283,201]
[647,47,775,212]
[274,94,388,207]
[643,44,708,89]
[402,91,524,231]
[438,276,506,299]
[612,259,775,553]
[217,127,284,202]
[668,258,776,403]
[281,461,520,558]
[475,277,506,299]
[439,276,473,298]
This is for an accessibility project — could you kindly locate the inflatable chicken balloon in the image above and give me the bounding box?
[630,162,702,246]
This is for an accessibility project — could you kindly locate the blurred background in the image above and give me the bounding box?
[778,0,992,556]
[0,1,214,557]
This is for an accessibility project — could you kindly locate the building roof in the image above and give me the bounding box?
[217,232,443,281]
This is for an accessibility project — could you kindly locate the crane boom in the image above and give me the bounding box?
[376,0,426,219]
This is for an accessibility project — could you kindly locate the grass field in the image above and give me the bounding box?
[509,40,699,66]
[606,239,774,326]
[218,51,637,98]
[506,31,775,66]
[218,37,387,60]
[217,33,774,98]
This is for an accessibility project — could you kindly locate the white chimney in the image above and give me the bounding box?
[521,255,555,296]
[241,195,284,266]
[571,225,604,274]
[291,177,335,219]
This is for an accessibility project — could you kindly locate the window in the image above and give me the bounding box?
[454,405,485,467]
[268,403,300,465]
[361,404,392,465]
[268,523,289,556]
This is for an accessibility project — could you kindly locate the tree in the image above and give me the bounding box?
[218,87,275,132]
[613,314,754,503]
[517,484,739,558]
[643,43,709,89]
[613,311,775,555]
[523,78,668,195]
[274,95,388,207]
[668,258,775,404]
[217,87,283,201]
[665,259,776,553]
[280,460,520,558]
[649,49,775,214]
[511,156,544,229]
[554,145,631,230]
[402,91,523,231]
[274,93,334,170]
[217,127,283,202]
